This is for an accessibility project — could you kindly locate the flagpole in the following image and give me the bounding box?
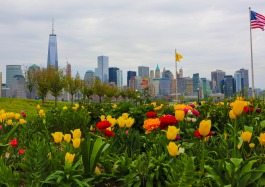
[249,7,255,97]
[175,49,178,102]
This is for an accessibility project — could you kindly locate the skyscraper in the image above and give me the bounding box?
[201,78,211,98]
[84,70,95,85]
[160,78,171,96]
[47,21,58,68]
[234,72,242,93]
[6,65,23,88]
[179,68,183,78]
[11,75,27,98]
[211,70,226,93]
[66,62,71,78]
[236,68,249,90]
[138,66,149,78]
[127,71,136,86]
[155,65,160,78]
[193,73,200,93]
[109,67,119,85]
[116,70,123,89]
[95,56,109,83]
[222,75,235,97]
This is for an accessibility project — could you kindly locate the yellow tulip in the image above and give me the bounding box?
[229,110,236,120]
[71,129,81,139]
[63,106,68,110]
[36,104,41,110]
[241,131,252,142]
[15,113,20,120]
[232,100,245,116]
[106,116,117,127]
[39,110,45,117]
[72,138,81,148]
[1,113,7,121]
[125,117,135,128]
[117,117,126,128]
[51,132,63,143]
[100,115,106,121]
[249,143,255,148]
[167,141,180,157]
[258,133,265,146]
[19,119,26,125]
[112,103,117,108]
[122,113,129,120]
[7,119,13,125]
[199,120,211,137]
[65,152,75,164]
[166,126,180,140]
[64,134,71,143]
[7,112,15,119]
[175,110,185,121]
[75,103,79,108]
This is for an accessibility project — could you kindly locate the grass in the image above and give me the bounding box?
[0,98,73,117]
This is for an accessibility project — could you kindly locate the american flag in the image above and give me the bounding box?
[251,10,265,31]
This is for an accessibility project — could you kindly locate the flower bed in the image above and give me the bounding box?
[0,98,265,186]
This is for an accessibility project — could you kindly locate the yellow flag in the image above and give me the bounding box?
[176,53,183,62]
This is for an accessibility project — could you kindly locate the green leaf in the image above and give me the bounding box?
[244,125,253,133]
[239,160,257,179]
[229,158,243,170]
[260,120,265,128]
[90,137,109,173]
[204,165,224,186]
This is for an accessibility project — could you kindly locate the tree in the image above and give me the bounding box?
[65,75,81,106]
[24,67,38,100]
[105,85,117,103]
[48,67,67,108]
[80,81,94,104]
[35,67,50,105]
[94,79,108,102]
[113,88,121,102]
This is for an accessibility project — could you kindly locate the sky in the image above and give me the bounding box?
[1,0,265,89]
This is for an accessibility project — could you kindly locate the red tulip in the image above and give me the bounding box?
[18,149,25,155]
[104,129,114,137]
[9,138,18,147]
[96,121,111,129]
[146,111,157,118]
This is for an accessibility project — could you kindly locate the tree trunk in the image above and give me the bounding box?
[71,94,74,106]
[55,96,58,108]
[29,91,32,100]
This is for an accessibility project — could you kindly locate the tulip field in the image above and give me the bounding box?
[1,97,265,186]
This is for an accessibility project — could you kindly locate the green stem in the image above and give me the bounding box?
[200,138,205,174]
[233,118,238,158]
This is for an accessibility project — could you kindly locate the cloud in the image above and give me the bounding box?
[0,0,265,89]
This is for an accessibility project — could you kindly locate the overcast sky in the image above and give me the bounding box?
[1,0,265,89]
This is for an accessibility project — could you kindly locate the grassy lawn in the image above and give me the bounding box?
[0,98,73,117]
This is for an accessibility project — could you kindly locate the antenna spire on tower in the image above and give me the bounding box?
[52,18,54,34]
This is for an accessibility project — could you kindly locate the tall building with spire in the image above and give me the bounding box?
[66,62,71,78]
[155,64,160,78]
[47,20,58,68]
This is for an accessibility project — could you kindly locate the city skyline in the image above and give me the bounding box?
[1,1,265,89]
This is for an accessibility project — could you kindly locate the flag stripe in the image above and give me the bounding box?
[251,10,265,31]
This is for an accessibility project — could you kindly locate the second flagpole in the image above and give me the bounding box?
[249,7,255,98]
[175,49,178,102]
